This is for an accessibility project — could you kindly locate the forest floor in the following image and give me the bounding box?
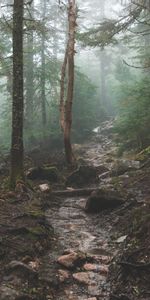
[0,120,150,300]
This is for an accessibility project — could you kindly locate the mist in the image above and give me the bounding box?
[0,0,149,153]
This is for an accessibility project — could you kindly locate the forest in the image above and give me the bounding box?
[0,0,150,299]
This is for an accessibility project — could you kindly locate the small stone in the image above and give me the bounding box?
[57,251,78,268]
[83,263,98,271]
[39,183,50,192]
[93,255,111,264]
[116,235,127,243]
[83,263,108,275]
[73,272,91,285]
[58,269,70,282]
[73,272,105,285]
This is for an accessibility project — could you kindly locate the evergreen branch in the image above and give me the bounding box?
[123,59,150,69]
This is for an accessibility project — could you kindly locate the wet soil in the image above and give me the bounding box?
[0,120,149,300]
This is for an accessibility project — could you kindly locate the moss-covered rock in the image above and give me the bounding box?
[66,165,98,187]
[26,166,58,181]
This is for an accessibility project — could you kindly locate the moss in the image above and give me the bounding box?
[28,226,47,237]
[27,166,58,181]
[25,225,53,241]
[136,146,150,161]
[27,210,45,218]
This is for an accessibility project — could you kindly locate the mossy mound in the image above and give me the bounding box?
[27,166,58,181]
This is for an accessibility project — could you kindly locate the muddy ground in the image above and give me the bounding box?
[0,120,149,300]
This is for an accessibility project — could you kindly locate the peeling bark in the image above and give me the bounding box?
[60,0,77,165]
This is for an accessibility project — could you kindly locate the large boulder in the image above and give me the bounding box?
[27,166,58,181]
[66,165,98,187]
[85,189,124,213]
[111,159,140,176]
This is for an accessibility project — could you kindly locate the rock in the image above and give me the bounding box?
[66,165,98,187]
[57,251,79,268]
[58,269,70,282]
[115,235,127,243]
[93,255,111,264]
[5,260,38,279]
[39,183,51,192]
[27,166,58,181]
[96,165,109,175]
[83,263,108,275]
[73,271,106,285]
[0,285,19,300]
[73,272,91,285]
[111,159,140,176]
[85,189,124,213]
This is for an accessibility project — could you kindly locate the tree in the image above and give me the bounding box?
[25,0,34,131]
[60,0,77,165]
[99,0,108,111]
[41,0,47,130]
[10,0,24,187]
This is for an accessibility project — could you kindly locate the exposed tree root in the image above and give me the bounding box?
[118,260,150,270]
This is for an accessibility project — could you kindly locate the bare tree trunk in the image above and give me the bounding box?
[99,0,108,112]
[60,42,68,131]
[60,0,77,165]
[100,49,107,108]
[10,0,24,188]
[41,0,47,130]
[25,1,34,129]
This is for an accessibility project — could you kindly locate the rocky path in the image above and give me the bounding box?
[0,120,149,300]
[39,121,129,300]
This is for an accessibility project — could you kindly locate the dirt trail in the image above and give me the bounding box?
[39,120,125,300]
[0,120,149,300]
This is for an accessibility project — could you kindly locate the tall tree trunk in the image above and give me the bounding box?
[41,0,47,129]
[25,1,34,129]
[100,49,107,108]
[60,42,68,132]
[60,0,77,165]
[99,0,107,112]
[10,0,24,188]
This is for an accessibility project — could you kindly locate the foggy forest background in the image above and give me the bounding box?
[0,0,150,155]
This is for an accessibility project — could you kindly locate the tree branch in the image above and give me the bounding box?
[123,59,150,69]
